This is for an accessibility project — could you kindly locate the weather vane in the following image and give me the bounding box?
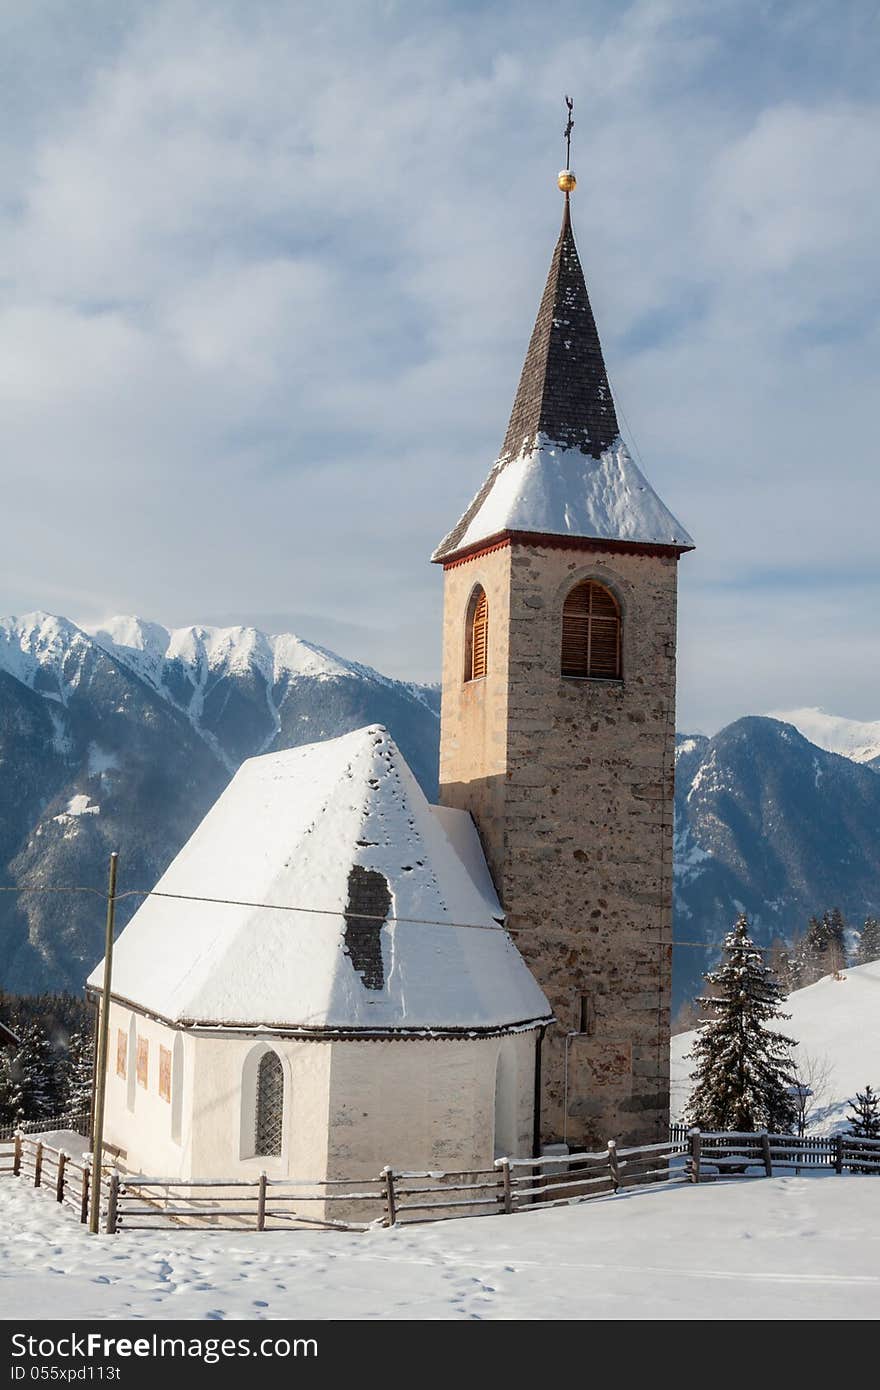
[558,96,577,195]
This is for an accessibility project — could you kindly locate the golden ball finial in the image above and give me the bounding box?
[558,168,577,194]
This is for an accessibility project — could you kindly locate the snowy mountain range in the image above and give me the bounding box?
[0,612,440,993]
[673,718,880,1008]
[1,610,878,1007]
[767,707,880,770]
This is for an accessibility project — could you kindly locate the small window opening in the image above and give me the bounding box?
[343,866,390,990]
[578,994,596,1036]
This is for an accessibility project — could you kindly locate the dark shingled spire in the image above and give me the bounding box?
[433,201,621,561]
[500,199,619,464]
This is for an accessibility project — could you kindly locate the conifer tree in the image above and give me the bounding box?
[857,919,880,966]
[799,909,847,984]
[846,1084,880,1140]
[0,1049,25,1129]
[6,1022,62,1123]
[61,1028,94,1115]
[685,914,798,1133]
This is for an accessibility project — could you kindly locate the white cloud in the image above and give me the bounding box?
[0,1,877,731]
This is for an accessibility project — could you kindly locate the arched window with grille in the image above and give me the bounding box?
[561,580,622,680]
[254,1051,284,1157]
[464,585,489,682]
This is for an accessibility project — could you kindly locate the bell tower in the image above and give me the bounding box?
[433,119,694,1149]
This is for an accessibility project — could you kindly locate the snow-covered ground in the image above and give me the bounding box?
[671,960,880,1130]
[0,1172,877,1320]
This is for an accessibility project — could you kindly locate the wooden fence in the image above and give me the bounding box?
[111,1165,506,1233]
[2,1128,878,1235]
[689,1129,880,1179]
[0,1133,111,1225]
[0,1109,90,1143]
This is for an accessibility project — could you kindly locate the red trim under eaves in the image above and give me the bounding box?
[437,530,693,570]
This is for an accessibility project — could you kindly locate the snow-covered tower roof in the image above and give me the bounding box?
[433,197,693,562]
[88,726,551,1035]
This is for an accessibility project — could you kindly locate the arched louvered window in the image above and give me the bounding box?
[561,580,622,680]
[254,1051,284,1157]
[465,586,489,682]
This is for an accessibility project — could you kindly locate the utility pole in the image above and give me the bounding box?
[89,851,118,1234]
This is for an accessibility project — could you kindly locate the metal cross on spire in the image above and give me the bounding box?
[558,96,577,196]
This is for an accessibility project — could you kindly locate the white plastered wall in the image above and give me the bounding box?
[103,1002,196,1177]
[102,1003,538,1184]
[324,1029,538,1177]
[102,1003,331,1181]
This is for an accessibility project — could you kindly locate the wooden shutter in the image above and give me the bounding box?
[136,1036,149,1089]
[467,588,489,681]
[561,581,621,679]
[116,1029,127,1079]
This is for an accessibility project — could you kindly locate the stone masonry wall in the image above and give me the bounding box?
[439,539,679,1150]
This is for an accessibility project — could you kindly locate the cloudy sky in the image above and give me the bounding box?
[1,0,878,732]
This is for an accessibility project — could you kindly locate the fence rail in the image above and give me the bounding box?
[3,1126,878,1235]
[0,1110,90,1144]
[0,1133,107,1225]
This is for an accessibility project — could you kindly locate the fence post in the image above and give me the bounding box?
[607,1139,621,1193]
[33,1141,43,1189]
[56,1152,68,1203]
[834,1135,844,1175]
[105,1171,119,1235]
[13,1131,22,1177]
[760,1132,773,1178]
[382,1166,397,1227]
[257,1172,267,1231]
[689,1128,701,1184]
[80,1162,91,1224]
[495,1157,513,1214]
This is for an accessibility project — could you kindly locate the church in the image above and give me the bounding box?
[87,151,692,1181]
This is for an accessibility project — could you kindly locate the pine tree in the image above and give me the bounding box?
[800,909,847,985]
[846,1084,880,1140]
[0,1048,25,1128]
[685,914,798,1133]
[785,930,806,991]
[768,937,793,991]
[7,1022,62,1123]
[857,919,880,966]
[61,1028,94,1115]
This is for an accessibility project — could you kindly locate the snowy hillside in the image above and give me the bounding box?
[671,960,880,1131]
[0,1170,876,1320]
[767,707,880,769]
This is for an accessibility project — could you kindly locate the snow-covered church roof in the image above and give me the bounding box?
[88,726,551,1034]
[433,198,693,561]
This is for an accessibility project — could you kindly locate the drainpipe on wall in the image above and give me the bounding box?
[532,1025,546,1157]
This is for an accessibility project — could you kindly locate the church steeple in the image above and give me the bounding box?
[497,196,619,466]
[433,110,692,565]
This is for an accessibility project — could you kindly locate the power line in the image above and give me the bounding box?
[0,879,780,950]
[0,884,105,898]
